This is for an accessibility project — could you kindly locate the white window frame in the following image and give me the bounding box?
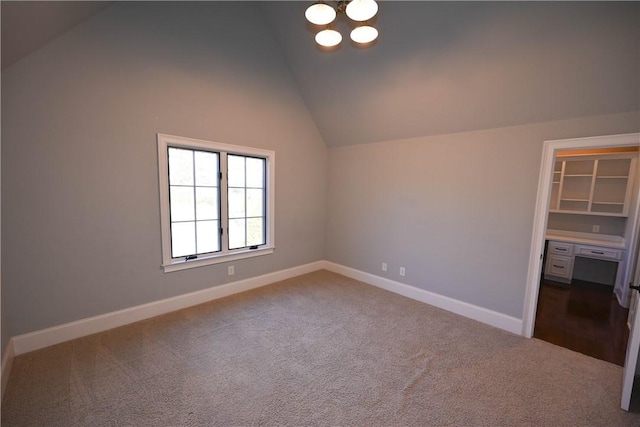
[157,133,275,273]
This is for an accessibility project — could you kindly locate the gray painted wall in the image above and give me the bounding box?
[324,112,640,318]
[1,2,327,336]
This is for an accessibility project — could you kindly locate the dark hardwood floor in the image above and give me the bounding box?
[534,279,630,366]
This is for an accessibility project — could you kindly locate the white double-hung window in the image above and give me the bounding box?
[157,134,274,272]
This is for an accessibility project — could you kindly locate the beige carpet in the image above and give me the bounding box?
[2,270,640,426]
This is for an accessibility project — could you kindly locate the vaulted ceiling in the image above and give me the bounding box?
[1,1,110,70]
[2,1,639,147]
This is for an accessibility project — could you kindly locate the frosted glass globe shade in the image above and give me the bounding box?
[315,29,342,47]
[350,26,378,44]
[345,0,378,22]
[305,2,337,26]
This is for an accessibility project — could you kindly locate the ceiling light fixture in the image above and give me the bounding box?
[350,25,378,44]
[315,29,343,47]
[305,0,379,48]
[345,0,378,22]
[305,1,337,26]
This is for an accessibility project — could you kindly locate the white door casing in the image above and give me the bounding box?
[521,133,640,411]
[523,133,640,337]
[621,138,640,411]
[621,252,640,410]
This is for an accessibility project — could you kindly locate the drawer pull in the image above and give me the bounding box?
[556,248,567,251]
[591,251,604,255]
[553,265,564,269]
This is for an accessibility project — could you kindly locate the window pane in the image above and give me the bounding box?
[171,221,196,257]
[196,187,218,220]
[195,151,219,187]
[229,219,246,249]
[160,134,274,270]
[228,155,245,187]
[247,218,265,246]
[170,186,195,221]
[246,158,265,188]
[168,148,193,185]
[228,188,245,219]
[196,220,220,253]
[246,189,263,217]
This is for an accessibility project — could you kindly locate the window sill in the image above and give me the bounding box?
[162,247,274,273]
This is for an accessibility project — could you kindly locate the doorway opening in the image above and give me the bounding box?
[531,145,639,365]
[523,134,640,337]
[522,132,640,410]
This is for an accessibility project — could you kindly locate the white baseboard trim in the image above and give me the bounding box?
[322,261,523,335]
[11,261,325,356]
[1,338,15,400]
[9,259,523,358]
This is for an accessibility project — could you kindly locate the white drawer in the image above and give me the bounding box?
[548,241,574,256]
[574,245,622,261]
[545,254,574,281]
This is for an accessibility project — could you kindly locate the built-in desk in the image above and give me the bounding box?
[545,229,625,250]
[544,229,627,304]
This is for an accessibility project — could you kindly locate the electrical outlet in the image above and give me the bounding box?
[592,225,600,233]
[399,267,406,277]
[382,262,388,272]
[228,265,235,275]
